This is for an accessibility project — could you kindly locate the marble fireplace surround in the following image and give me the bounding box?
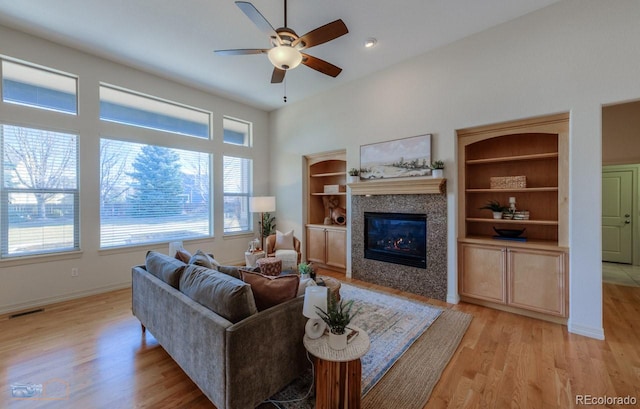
[350,178,447,301]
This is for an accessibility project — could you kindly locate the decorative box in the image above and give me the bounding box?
[323,185,340,193]
[490,175,527,189]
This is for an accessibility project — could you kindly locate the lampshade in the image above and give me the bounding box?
[268,46,303,70]
[249,196,276,213]
[303,286,328,319]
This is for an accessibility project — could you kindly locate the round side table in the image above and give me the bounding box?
[244,250,265,268]
[304,326,370,409]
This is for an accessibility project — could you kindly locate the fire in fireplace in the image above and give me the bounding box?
[364,212,427,269]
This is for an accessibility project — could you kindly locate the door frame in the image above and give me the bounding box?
[602,164,639,265]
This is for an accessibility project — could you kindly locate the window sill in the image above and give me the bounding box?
[0,250,83,267]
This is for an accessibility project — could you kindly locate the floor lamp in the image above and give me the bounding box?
[249,196,276,251]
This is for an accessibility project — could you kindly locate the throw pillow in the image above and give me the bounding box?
[145,250,187,288]
[240,269,300,311]
[175,249,192,263]
[179,265,257,323]
[275,229,295,250]
[189,249,213,268]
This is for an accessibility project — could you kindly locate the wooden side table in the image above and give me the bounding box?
[304,326,370,409]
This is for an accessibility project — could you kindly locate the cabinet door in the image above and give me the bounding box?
[306,227,327,264]
[459,243,506,303]
[507,249,566,316]
[325,228,346,269]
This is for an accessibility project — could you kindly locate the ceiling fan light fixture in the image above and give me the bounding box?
[268,45,302,70]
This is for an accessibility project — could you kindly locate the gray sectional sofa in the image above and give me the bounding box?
[132,251,308,409]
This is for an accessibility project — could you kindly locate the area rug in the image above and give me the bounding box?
[264,283,472,409]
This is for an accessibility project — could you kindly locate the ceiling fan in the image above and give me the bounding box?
[215,0,348,84]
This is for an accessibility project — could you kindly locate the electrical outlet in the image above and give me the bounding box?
[71,268,79,277]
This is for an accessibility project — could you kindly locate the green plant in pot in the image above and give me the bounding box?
[430,160,445,178]
[479,200,506,219]
[261,212,276,238]
[298,262,315,280]
[316,295,360,350]
[347,168,360,183]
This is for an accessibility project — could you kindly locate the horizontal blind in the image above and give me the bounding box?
[223,156,252,233]
[99,138,211,248]
[1,124,79,258]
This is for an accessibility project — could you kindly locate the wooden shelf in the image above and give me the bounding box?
[466,152,558,165]
[466,218,558,226]
[466,187,558,193]
[349,177,446,195]
[460,236,567,252]
[311,171,347,178]
[311,192,347,196]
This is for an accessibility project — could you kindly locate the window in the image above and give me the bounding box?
[2,59,77,114]
[1,124,79,258]
[99,84,210,138]
[100,139,211,248]
[223,117,251,146]
[223,156,252,234]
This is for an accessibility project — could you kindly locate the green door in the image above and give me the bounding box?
[602,170,633,263]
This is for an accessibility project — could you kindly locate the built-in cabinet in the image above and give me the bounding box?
[459,242,567,317]
[306,225,347,270]
[305,150,347,273]
[457,113,569,322]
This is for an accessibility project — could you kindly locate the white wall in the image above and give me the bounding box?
[0,25,270,314]
[270,0,640,339]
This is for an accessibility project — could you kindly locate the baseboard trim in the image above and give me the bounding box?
[0,282,131,317]
[446,293,460,304]
[568,321,605,340]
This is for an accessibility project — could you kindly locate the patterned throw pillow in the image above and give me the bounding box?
[240,269,299,311]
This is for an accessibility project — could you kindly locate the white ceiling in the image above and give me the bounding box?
[0,0,561,111]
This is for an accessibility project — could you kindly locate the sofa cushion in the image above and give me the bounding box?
[179,265,257,323]
[275,229,295,250]
[240,269,299,311]
[145,250,187,288]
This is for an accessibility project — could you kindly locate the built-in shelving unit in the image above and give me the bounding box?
[457,113,570,322]
[305,150,347,273]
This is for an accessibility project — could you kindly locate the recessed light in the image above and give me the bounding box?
[364,38,377,48]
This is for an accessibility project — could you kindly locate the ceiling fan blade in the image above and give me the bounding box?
[271,68,286,83]
[235,1,281,44]
[292,19,348,49]
[214,49,269,55]
[301,54,342,77]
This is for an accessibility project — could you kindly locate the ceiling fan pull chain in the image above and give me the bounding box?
[283,78,287,103]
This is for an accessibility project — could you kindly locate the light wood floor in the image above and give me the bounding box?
[1,273,638,409]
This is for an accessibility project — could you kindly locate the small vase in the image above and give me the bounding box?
[492,212,503,219]
[328,331,348,350]
[431,169,444,178]
[347,175,359,184]
[300,273,310,280]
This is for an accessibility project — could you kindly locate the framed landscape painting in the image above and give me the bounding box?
[360,134,432,179]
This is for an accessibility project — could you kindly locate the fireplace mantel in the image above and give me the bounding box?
[348,177,446,196]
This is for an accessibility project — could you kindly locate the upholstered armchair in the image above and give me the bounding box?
[265,232,302,270]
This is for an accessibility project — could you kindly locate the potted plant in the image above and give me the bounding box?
[316,295,359,350]
[347,168,360,184]
[430,160,445,178]
[298,262,314,280]
[479,200,506,219]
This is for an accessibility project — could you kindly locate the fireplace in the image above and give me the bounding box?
[364,212,427,269]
